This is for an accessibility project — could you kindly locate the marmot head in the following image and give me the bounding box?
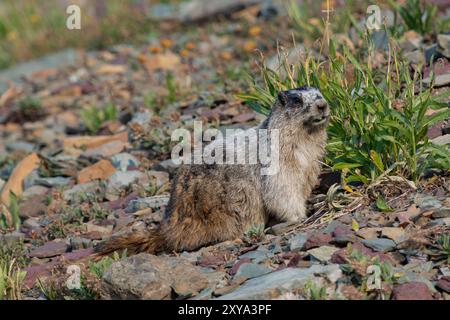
[272,87,330,133]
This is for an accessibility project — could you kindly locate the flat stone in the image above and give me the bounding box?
[217,264,341,300]
[423,74,450,88]
[234,263,272,280]
[125,195,170,213]
[102,253,210,299]
[307,246,339,262]
[239,248,270,263]
[436,276,450,293]
[416,195,443,210]
[77,159,116,184]
[393,282,434,300]
[111,153,140,171]
[22,218,42,232]
[19,195,47,218]
[0,231,25,246]
[107,171,144,191]
[362,238,396,252]
[22,185,49,198]
[29,241,68,258]
[288,233,308,251]
[381,227,406,243]
[432,208,450,219]
[63,181,101,202]
[304,232,332,250]
[35,177,72,188]
[431,134,450,146]
[83,140,126,158]
[356,228,379,240]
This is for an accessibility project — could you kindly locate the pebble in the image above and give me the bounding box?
[234,263,272,280]
[111,153,140,171]
[362,238,396,253]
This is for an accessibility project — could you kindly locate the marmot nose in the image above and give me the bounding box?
[316,101,328,114]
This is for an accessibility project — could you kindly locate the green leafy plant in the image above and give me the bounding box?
[81,103,119,134]
[1,191,21,230]
[304,280,328,300]
[238,38,450,184]
[390,0,438,35]
[375,196,394,213]
[244,223,266,241]
[88,251,124,279]
[0,243,27,300]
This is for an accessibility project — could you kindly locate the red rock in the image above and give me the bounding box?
[332,225,353,237]
[331,242,393,264]
[229,258,252,276]
[24,261,57,289]
[436,276,450,293]
[60,248,95,261]
[304,232,332,250]
[29,241,68,258]
[393,282,434,300]
[198,253,226,268]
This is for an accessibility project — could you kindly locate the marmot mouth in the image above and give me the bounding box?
[312,115,329,125]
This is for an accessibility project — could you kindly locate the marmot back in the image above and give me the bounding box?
[95,87,330,255]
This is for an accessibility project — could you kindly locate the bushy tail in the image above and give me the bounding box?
[94,229,166,256]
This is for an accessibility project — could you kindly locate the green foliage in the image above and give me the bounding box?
[1,191,21,230]
[244,223,265,241]
[18,96,42,114]
[390,0,438,35]
[375,196,394,213]
[0,242,28,300]
[238,38,450,184]
[166,71,177,104]
[88,251,124,279]
[304,280,328,300]
[81,103,119,134]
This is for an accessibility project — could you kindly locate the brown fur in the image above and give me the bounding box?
[95,87,329,256]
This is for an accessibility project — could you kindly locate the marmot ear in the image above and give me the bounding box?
[277,91,288,106]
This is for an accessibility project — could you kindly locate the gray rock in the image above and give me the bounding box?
[130,111,152,127]
[437,34,450,58]
[0,178,4,192]
[0,49,80,92]
[371,30,389,50]
[22,185,49,198]
[102,253,210,299]
[156,158,179,173]
[107,171,144,191]
[111,153,140,171]
[23,170,40,189]
[424,74,450,88]
[416,195,443,210]
[29,241,68,258]
[432,208,450,219]
[125,195,170,213]
[307,246,339,262]
[362,238,396,252]
[63,181,101,202]
[234,263,272,280]
[22,218,42,232]
[217,264,341,300]
[35,177,72,188]
[431,134,450,146]
[403,50,424,65]
[239,248,271,263]
[288,233,308,251]
[0,231,25,246]
[69,237,92,250]
[5,141,35,153]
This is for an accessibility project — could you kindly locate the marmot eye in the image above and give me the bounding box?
[289,96,303,105]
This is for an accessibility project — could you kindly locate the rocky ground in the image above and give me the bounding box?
[0,0,449,300]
